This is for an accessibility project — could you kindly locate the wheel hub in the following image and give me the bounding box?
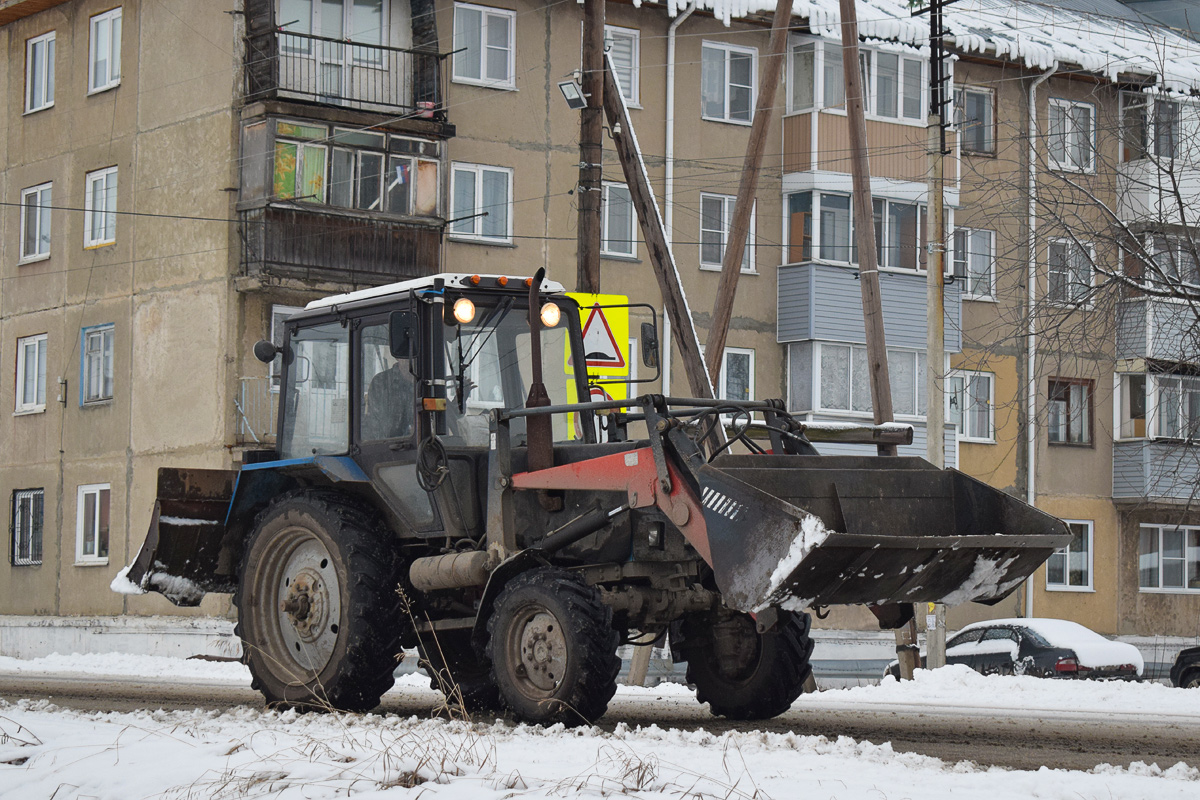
[517,611,566,692]
[281,568,329,642]
[270,536,341,673]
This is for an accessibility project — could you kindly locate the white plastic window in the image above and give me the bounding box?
[88,8,122,94]
[25,31,55,113]
[453,3,515,89]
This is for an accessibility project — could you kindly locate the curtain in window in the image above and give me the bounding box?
[481,169,508,238]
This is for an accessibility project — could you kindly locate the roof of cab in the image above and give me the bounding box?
[304,273,567,312]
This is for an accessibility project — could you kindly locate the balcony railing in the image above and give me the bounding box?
[236,377,278,444]
[245,30,447,117]
[239,205,442,286]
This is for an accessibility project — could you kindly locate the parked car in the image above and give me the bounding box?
[884,618,1144,680]
[1170,646,1200,688]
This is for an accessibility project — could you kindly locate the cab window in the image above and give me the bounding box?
[279,321,350,458]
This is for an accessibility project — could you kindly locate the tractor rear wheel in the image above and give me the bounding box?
[418,629,502,714]
[486,568,620,725]
[680,607,814,720]
[235,491,404,712]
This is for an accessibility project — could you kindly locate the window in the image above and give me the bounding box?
[601,183,635,257]
[701,42,755,124]
[1047,520,1093,590]
[1148,235,1199,285]
[818,193,851,262]
[81,324,114,405]
[15,334,48,414]
[1048,378,1092,445]
[818,343,926,416]
[449,163,512,242]
[1121,93,1196,162]
[821,41,921,121]
[84,167,117,247]
[452,3,515,89]
[11,489,44,566]
[1048,240,1092,305]
[699,193,753,272]
[605,25,639,105]
[1116,373,1147,439]
[25,31,55,113]
[789,191,926,269]
[20,183,52,262]
[954,87,994,154]
[718,348,754,403]
[786,192,813,262]
[953,228,994,298]
[1153,374,1200,439]
[873,197,926,271]
[279,0,386,56]
[789,41,814,112]
[76,484,110,564]
[948,371,993,442]
[1048,99,1094,172]
[1140,524,1200,591]
[88,8,122,94]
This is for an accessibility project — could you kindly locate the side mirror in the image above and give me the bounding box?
[390,310,418,359]
[640,322,659,369]
[253,339,279,364]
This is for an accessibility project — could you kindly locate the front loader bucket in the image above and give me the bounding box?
[124,468,236,606]
[697,455,1070,614]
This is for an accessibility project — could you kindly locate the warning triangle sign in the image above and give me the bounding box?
[580,306,626,370]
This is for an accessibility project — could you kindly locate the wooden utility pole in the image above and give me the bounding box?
[601,53,715,401]
[923,0,949,670]
[704,0,792,385]
[838,0,918,680]
[577,0,605,294]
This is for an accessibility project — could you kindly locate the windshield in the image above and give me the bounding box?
[443,297,578,446]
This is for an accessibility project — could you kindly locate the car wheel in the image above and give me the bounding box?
[1181,668,1200,689]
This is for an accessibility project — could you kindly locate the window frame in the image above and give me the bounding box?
[1047,98,1096,173]
[1047,238,1093,307]
[1046,519,1094,592]
[948,369,994,443]
[600,181,635,258]
[789,190,928,272]
[1047,377,1093,446]
[11,489,44,567]
[84,166,118,248]
[15,333,48,415]
[604,24,640,107]
[718,347,755,405]
[451,2,516,90]
[953,226,995,298]
[25,30,55,114]
[953,86,995,155]
[20,182,52,263]
[701,40,757,125]
[88,7,122,95]
[75,483,111,565]
[1139,524,1200,593]
[787,40,815,113]
[448,162,513,243]
[80,324,115,406]
[699,192,755,273]
[816,39,925,125]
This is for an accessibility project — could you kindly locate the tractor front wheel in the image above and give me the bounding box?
[235,491,404,712]
[680,607,814,720]
[486,568,620,725]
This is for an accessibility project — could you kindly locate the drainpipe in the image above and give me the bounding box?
[663,2,696,395]
[1026,63,1057,619]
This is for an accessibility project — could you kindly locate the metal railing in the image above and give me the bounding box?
[245,30,448,117]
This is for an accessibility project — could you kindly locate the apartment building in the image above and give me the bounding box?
[3,0,1199,638]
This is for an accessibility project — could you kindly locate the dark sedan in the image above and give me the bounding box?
[885,618,1144,680]
[1170,646,1200,688]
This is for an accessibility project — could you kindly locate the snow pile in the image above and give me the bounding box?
[108,564,145,596]
[646,0,1200,93]
[938,555,1024,606]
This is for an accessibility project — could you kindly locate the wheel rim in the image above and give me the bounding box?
[1186,673,1200,689]
[255,526,342,676]
[507,607,567,696]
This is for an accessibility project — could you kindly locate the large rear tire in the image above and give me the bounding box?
[486,568,620,725]
[418,629,502,714]
[680,607,814,720]
[235,491,404,712]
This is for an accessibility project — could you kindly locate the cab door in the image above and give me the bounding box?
[353,312,438,533]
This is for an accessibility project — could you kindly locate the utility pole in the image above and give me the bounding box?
[839,0,919,680]
[577,0,605,294]
[704,0,792,386]
[916,0,950,671]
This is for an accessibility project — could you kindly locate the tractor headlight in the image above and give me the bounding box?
[540,302,561,328]
[452,297,476,325]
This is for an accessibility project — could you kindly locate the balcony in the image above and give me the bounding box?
[239,205,442,287]
[245,30,447,118]
[1117,158,1200,227]
[1116,296,1200,362]
[1113,439,1200,504]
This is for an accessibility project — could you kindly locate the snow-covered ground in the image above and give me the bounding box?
[2,654,1200,799]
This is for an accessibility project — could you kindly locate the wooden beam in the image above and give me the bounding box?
[577,0,605,294]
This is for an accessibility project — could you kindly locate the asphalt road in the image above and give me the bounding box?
[3,673,1198,773]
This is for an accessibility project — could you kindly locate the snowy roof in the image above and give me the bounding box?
[644,0,1200,92]
[304,274,566,312]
